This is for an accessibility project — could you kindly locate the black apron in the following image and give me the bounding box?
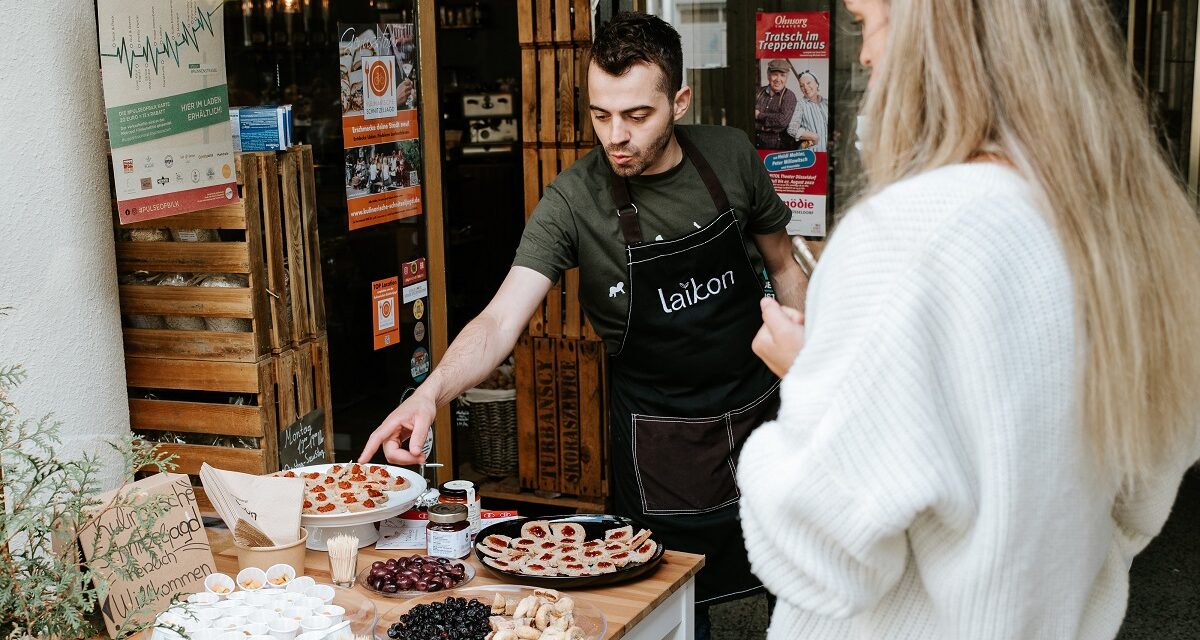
[607,129,781,605]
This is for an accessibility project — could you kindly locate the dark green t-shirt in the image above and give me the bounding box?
[513,125,791,351]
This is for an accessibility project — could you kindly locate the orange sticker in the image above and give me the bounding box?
[372,276,400,350]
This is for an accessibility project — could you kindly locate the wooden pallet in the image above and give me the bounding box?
[518,0,598,342]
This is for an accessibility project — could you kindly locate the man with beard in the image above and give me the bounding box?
[755,59,799,149]
[360,12,806,637]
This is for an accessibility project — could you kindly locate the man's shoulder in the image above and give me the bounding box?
[548,145,609,193]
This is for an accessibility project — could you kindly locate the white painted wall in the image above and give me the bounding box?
[0,2,130,490]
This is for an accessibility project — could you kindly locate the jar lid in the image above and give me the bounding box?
[428,503,467,524]
[438,480,477,499]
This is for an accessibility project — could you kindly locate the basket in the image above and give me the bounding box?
[462,387,518,478]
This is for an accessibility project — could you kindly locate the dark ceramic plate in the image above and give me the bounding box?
[472,514,666,588]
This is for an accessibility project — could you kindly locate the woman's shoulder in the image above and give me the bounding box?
[823,163,1059,286]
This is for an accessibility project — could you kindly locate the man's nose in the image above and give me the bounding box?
[610,120,631,145]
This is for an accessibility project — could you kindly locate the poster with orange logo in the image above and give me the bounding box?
[372,276,400,350]
[339,23,423,231]
[98,0,240,223]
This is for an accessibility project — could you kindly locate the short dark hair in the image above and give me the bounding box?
[591,12,683,97]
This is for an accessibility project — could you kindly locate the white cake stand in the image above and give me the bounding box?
[290,463,427,551]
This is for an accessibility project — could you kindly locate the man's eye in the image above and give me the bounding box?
[629,116,646,123]
[593,113,610,122]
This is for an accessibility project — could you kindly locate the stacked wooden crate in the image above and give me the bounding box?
[116,146,331,514]
[514,0,608,503]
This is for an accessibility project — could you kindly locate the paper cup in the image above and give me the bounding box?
[299,615,332,633]
[242,622,271,636]
[299,596,324,610]
[188,592,222,606]
[284,576,315,594]
[266,563,298,588]
[236,567,268,591]
[267,617,300,640]
[249,609,280,625]
[213,616,245,631]
[282,607,312,622]
[314,605,344,624]
[234,529,309,576]
[305,584,335,605]
[204,573,235,596]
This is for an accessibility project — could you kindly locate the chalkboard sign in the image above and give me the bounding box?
[454,399,472,431]
[279,409,328,470]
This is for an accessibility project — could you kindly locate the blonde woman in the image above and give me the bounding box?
[739,0,1200,638]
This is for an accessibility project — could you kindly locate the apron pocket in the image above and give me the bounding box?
[632,413,738,515]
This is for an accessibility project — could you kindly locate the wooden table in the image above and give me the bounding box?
[209,529,704,640]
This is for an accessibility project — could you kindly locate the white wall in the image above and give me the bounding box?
[0,2,131,490]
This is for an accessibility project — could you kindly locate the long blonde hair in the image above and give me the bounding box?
[859,0,1200,484]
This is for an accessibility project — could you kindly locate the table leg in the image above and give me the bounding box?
[623,576,696,640]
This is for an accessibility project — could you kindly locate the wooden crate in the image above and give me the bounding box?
[133,342,325,515]
[116,146,324,356]
[116,148,331,515]
[514,334,607,499]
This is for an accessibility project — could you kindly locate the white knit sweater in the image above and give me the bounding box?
[738,163,1200,639]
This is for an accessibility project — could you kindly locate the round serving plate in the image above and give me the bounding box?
[473,514,666,589]
[285,463,426,550]
[355,557,476,599]
[376,585,606,640]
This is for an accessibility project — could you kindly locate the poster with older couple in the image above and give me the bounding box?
[755,12,829,238]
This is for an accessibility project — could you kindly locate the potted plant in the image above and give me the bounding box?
[0,307,181,639]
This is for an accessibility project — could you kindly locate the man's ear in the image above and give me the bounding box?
[672,85,692,122]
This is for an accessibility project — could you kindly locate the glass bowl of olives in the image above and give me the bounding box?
[357,554,475,599]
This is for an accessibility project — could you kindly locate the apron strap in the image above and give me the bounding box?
[608,128,732,245]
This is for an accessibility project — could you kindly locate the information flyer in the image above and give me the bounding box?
[372,276,400,350]
[754,12,830,237]
[339,23,424,231]
[98,0,239,224]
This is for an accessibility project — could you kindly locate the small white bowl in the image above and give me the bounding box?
[204,573,236,596]
[259,588,286,597]
[212,600,240,611]
[294,633,326,640]
[217,633,246,640]
[248,609,280,625]
[284,575,315,593]
[188,629,224,640]
[226,591,251,602]
[282,606,312,622]
[281,592,304,604]
[267,617,300,640]
[314,605,344,624]
[224,605,254,619]
[246,592,271,608]
[298,596,324,611]
[242,622,271,636]
[304,584,335,605]
[265,563,297,588]
[247,636,277,640]
[213,616,246,631]
[192,608,224,625]
[236,567,268,591]
[299,615,332,633]
[189,592,222,606]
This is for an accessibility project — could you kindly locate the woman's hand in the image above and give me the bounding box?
[752,296,806,378]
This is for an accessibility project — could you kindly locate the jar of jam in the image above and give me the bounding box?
[426,503,471,559]
[438,480,482,539]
